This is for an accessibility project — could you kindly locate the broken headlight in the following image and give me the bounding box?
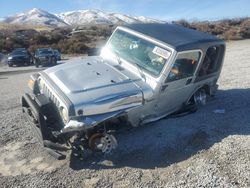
[28,73,40,93]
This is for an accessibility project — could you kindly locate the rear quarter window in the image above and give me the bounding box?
[198,45,225,77]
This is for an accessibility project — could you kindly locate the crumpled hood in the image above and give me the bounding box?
[43,56,143,115]
[45,56,138,93]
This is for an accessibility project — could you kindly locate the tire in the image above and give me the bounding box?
[26,61,30,66]
[52,57,57,66]
[30,58,33,65]
[35,60,39,68]
[193,89,207,106]
[170,88,207,118]
[8,63,13,67]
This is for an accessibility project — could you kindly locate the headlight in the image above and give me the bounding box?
[27,74,39,92]
[8,56,12,60]
[28,79,35,90]
[37,78,45,93]
[60,107,69,124]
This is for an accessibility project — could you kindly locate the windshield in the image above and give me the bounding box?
[38,50,53,55]
[12,51,27,55]
[107,29,171,76]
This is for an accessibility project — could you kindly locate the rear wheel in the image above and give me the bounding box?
[193,89,207,106]
[170,88,207,118]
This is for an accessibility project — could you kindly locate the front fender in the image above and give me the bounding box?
[63,110,127,132]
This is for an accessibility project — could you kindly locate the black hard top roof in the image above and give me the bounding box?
[124,23,224,51]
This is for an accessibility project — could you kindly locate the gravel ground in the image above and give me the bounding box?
[0,40,249,188]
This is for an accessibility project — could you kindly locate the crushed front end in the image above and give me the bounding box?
[21,59,143,159]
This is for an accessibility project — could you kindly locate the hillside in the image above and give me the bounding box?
[2,8,68,27]
[175,18,250,40]
[0,17,249,54]
[1,8,164,27]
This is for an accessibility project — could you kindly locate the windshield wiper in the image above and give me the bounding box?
[134,63,146,81]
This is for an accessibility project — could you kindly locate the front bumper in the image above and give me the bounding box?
[37,56,55,64]
[21,93,123,139]
[8,58,28,65]
[21,93,55,143]
[22,93,69,159]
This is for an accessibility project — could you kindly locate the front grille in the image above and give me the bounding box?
[42,82,60,108]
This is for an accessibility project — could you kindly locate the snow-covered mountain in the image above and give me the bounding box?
[57,9,164,26]
[1,8,165,27]
[2,8,68,27]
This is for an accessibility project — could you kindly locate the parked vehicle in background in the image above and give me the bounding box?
[53,49,61,61]
[0,53,7,65]
[7,48,33,67]
[34,48,57,67]
[22,23,225,160]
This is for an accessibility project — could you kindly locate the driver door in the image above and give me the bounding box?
[156,50,202,115]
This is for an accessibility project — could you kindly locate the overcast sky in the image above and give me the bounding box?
[0,0,249,21]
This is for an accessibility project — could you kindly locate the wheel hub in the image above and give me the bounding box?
[89,133,118,154]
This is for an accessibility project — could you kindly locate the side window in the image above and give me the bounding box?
[166,51,201,82]
[198,46,222,77]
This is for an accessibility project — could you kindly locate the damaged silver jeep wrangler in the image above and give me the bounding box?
[22,23,225,159]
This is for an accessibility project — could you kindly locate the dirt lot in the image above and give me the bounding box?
[0,40,249,187]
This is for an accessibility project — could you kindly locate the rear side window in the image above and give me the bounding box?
[167,51,201,82]
[198,46,224,77]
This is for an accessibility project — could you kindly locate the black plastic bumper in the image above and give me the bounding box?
[8,59,27,65]
[22,93,67,159]
[22,93,54,142]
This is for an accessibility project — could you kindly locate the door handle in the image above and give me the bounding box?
[186,78,192,85]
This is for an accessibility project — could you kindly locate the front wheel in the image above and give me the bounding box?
[34,59,39,68]
[52,57,57,66]
[25,61,30,66]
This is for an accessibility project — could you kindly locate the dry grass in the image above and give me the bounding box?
[174,17,250,40]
